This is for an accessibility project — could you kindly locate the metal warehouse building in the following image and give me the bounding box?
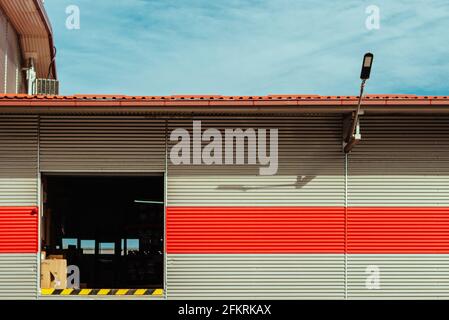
[2,0,449,301]
[0,94,449,299]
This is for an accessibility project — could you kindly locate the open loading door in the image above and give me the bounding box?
[40,174,164,296]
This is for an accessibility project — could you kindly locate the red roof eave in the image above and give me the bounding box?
[0,94,448,115]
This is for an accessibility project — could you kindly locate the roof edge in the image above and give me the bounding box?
[33,0,57,79]
[1,94,449,116]
[0,94,448,102]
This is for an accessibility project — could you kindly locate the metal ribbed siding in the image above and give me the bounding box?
[0,208,37,300]
[167,207,344,253]
[5,21,20,93]
[167,254,344,299]
[1,113,447,299]
[347,115,449,298]
[167,116,345,298]
[0,254,37,299]
[347,255,449,299]
[347,207,449,254]
[0,207,38,253]
[348,116,449,206]
[0,115,38,299]
[0,5,22,94]
[0,115,38,206]
[0,7,6,92]
[39,116,166,172]
[167,117,344,205]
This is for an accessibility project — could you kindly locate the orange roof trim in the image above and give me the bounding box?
[0,94,448,102]
[1,94,449,115]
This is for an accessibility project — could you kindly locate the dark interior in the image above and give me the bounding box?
[42,175,164,289]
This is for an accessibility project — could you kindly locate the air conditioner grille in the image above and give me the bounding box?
[34,79,59,95]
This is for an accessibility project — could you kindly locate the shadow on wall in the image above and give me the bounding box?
[216,175,317,191]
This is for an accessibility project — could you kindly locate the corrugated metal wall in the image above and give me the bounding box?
[5,20,20,93]
[166,117,346,298]
[1,114,449,299]
[0,115,38,299]
[0,115,38,206]
[0,5,22,94]
[167,118,344,205]
[39,116,166,172]
[347,207,449,254]
[0,8,6,92]
[0,207,38,253]
[0,254,37,300]
[347,254,449,299]
[167,206,344,254]
[347,115,449,299]
[348,116,449,206]
[167,254,345,299]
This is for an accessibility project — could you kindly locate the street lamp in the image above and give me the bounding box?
[360,53,374,80]
[344,52,374,153]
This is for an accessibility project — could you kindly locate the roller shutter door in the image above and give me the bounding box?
[39,116,166,172]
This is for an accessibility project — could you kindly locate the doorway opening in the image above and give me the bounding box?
[40,174,164,291]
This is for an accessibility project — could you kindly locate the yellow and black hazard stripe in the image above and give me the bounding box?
[41,288,163,296]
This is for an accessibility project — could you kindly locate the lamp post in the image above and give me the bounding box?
[344,52,374,153]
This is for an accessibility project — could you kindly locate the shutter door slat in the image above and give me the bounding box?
[39,116,166,172]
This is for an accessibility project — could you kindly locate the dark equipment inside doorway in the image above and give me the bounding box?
[42,175,164,289]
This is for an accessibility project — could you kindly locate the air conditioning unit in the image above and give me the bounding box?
[34,78,59,95]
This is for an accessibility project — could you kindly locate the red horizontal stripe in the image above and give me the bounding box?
[347,207,449,253]
[3,206,449,255]
[167,207,345,253]
[0,207,38,253]
[167,206,449,254]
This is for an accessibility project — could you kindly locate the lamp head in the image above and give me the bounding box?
[360,52,374,80]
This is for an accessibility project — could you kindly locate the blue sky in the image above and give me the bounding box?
[44,0,449,96]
